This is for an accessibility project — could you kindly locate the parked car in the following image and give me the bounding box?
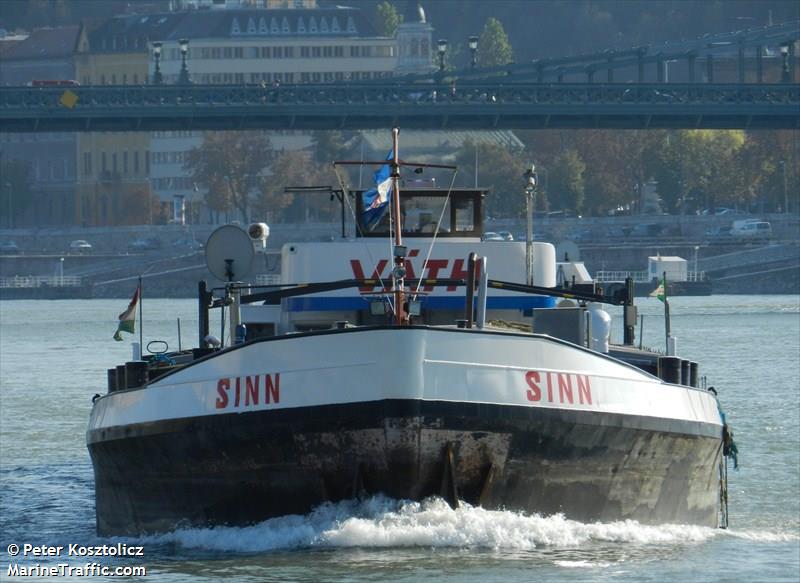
[704,226,733,242]
[128,237,161,252]
[0,240,20,254]
[69,239,92,254]
[732,221,772,241]
[629,223,663,238]
[173,237,204,250]
[497,231,514,241]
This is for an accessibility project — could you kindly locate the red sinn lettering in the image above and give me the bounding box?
[216,374,280,410]
[349,253,476,292]
[524,370,592,406]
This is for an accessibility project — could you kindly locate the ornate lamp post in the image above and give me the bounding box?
[468,36,479,69]
[178,38,191,85]
[523,164,538,285]
[437,38,448,72]
[780,44,790,83]
[152,41,163,85]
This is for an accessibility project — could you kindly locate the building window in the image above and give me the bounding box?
[83,152,92,175]
[300,72,310,82]
[234,47,243,58]
[323,46,332,57]
[134,151,140,174]
[334,46,343,57]
[102,152,107,172]
[123,151,129,174]
[146,151,150,174]
[312,72,321,82]
[112,152,118,173]
[312,46,321,58]
[133,73,139,84]
[261,46,271,58]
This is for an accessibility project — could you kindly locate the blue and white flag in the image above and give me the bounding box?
[361,151,394,231]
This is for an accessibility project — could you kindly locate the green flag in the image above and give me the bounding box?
[650,278,666,303]
[113,285,140,341]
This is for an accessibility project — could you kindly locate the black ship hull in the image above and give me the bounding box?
[88,399,722,536]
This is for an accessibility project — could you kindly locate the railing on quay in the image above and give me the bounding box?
[594,270,708,283]
[1,82,798,131]
[0,275,83,288]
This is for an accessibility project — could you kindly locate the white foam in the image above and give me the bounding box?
[138,496,797,553]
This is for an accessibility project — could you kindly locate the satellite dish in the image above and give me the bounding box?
[205,225,255,282]
[555,240,581,262]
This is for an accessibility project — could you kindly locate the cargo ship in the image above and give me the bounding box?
[88,129,734,535]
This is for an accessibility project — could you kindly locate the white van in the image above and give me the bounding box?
[732,221,772,241]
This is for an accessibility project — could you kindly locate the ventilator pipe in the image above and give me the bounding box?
[476,256,488,329]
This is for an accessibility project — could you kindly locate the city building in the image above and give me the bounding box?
[0,26,80,227]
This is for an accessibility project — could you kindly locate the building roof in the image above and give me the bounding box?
[1,26,79,60]
[164,7,378,40]
[80,6,381,52]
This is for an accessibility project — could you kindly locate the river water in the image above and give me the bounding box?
[0,295,798,582]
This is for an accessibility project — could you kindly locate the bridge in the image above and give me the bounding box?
[1,20,797,132]
[1,82,798,132]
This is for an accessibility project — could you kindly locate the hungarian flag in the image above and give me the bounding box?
[113,286,140,341]
[650,278,666,303]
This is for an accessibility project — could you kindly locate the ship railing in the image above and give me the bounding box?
[594,270,649,283]
[255,274,282,286]
[0,275,83,288]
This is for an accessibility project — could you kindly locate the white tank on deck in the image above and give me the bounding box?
[532,242,556,288]
[588,302,612,353]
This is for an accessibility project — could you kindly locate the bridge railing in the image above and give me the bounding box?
[1,82,798,110]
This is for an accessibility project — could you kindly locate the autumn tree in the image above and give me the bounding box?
[254,150,327,223]
[184,131,272,223]
[644,130,746,213]
[548,149,586,214]
[0,158,33,226]
[374,1,402,37]
[455,140,528,218]
[477,17,513,68]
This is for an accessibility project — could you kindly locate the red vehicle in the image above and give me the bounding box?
[28,80,80,87]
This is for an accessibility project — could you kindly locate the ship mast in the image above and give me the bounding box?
[390,128,406,325]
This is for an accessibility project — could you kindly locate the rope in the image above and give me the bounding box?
[413,169,459,297]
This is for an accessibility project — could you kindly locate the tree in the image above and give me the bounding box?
[644,130,746,213]
[549,149,586,213]
[374,2,402,37]
[454,140,528,218]
[184,131,271,223]
[0,158,33,226]
[254,150,318,223]
[477,17,513,68]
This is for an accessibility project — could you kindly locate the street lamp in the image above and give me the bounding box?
[152,41,163,85]
[178,38,191,85]
[468,36,479,69]
[437,38,448,72]
[780,44,790,83]
[523,164,538,285]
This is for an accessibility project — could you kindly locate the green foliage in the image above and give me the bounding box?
[643,130,747,212]
[549,150,586,213]
[0,159,33,222]
[374,1,402,37]
[454,140,527,217]
[477,17,514,67]
[184,131,272,222]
